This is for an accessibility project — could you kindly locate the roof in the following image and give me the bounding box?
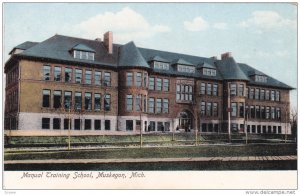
[72,43,95,52]
[118,41,149,68]
[7,34,293,90]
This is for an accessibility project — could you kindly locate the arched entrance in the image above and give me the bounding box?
[178,110,194,132]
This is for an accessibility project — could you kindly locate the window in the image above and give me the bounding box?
[94,71,101,85]
[136,72,142,87]
[261,106,266,119]
[231,102,237,117]
[154,61,169,70]
[278,126,282,134]
[239,103,244,117]
[156,78,162,91]
[157,122,164,131]
[255,88,260,100]
[207,83,212,96]
[105,120,110,130]
[149,98,155,113]
[252,125,256,133]
[94,120,101,130]
[73,50,94,61]
[42,89,50,108]
[263,126,266,133]
[213,84,218,96]
[136,95,141,111]
[149,121,156,131]
[256,106,260,119]
[239,84,244,96]
[84,119,91,130]
[75,92,82,111]
[65,68,72,83]
[104,94,111,111]
[143,95,147,113]
[271,90,275,101]
[250,106,255,118]
[85,70,92,84]
[178,65,195,73]
[250,88,254,99]
[246,88,249,98]
[104,72,111,86]
[202,123,207,132]
[42,118,50,129]
[85,92,92,111]
[163,99,169,113]
[149,77,155,90]
[255,75,267,83]
[213,102,218,117]
[163,79,169,92]
[260,89,265,100]
[276,108,281,120]
[75,69,82,83]
[53,118,60,130]
[203,68,216,76]
[74,119,81,130]
[126,72,133,86]
[94,93,101,111]
[143,72,148,87]
[156,98,162,113]
[54,67,61,81]
[207,102,212,116]
[201,101,206,116]
[276,91,280,101]
[64,91,72,109]
[273,126,277,134]
[265,90,270,100]
[266,107,270,119]
[257,125,261,134]
[230,83,237,96]
[53,90,62,109]
[268,126,272,133]
[126,95,133,111]
[126,120,133,131]
[176,84,193,101]
[214,124,219,132]
[43,65,51,81]
[64,119,71,130]
[200,83,206,95]
[271,107,275,119]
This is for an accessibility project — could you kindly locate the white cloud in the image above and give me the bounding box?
[72,7,170,43]
[239,10,296,31]
[213,22,228,30]
[184,17,209,31]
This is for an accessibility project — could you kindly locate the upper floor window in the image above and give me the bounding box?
[42,89,50,108]
[231,102,237,117]
[156,98,162,113]
[65,68,72,83]
[148,98,155,113]
[64,91,72,109]
[104,72,111,86]
[207,83,212,96]
[54,67,61,81]
[156,78,162,91]
[143,73,148,87]
[203,68,216,76]
[230,83,237,96]
[265,90,270,100]
[75,69,82,84]
[94,71,101,85]
[94,93,101,111]
[255,88,260,100]
[104,94,111,111]
[126,72,133,86]
[163,79,169,92]
[201,101,206,116]
[255,75,267,83]
[75,92,82,111]
[200,83,206,95]
[163,99,169,113]
[136,72,142,87]
[154,61,169,70]
[260,89,265,100]
[178,65,195,73]
[85,70,92,84]
[73,50,94,61]
[213,102,218,117]
[276,91,280,101]
[53,90,62,109]
[126,95,133,111]
[249,88,254,99]
[213,84,218,96]
[149,77,155,90]
[43,65,51,81]
[271,90,275,101]
[84,92,92,111]
[136,95,142,112]
[176,84,193,102]
[239,84,244,96]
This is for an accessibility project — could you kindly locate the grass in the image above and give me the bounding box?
[4,143,297,161]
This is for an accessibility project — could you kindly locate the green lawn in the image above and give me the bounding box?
[4,143,297,161]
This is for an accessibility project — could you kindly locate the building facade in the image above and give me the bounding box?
[4,31,293,134]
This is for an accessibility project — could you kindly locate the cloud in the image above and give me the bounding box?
[213,22,228,30]
[72,7,170,43]
[239,10,296,31]
[184,17,209,31]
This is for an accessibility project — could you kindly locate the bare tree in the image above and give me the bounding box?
[290,107,297,142]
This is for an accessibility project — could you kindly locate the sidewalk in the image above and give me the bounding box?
[4,155,297,164]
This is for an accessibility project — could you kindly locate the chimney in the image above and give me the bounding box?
[210,56,218,60]
[221,52,232,60]
[95,38,101,42]
[103,31,113,54]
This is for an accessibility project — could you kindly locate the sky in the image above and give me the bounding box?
[3,2,297,108]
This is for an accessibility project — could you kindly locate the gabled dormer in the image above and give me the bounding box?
[71,44,95,61]
[172,58,195,73]
[149,56,170,70]
[198,62,217,76]
[248,70,268,83]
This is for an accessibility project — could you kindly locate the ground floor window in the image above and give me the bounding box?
[126,120,133,131]
[157,122,164,131]
[231,123,238,133]
[240,124,244,133]
[164,122,170,131]
[263,126,266,133]
[64,119,71,130]
[84,119,91,130]
[95,120,101,130]
[214,124,219,132]
[257,125,261,134]
[202,123,207,132]
[268,126,272,133]
[74,119,81,130]
[251,125,256,133]
[247,125,250,133]
[149,121,155,131]
[105,120,110,130]
[208,123,213,132]
[278,126,282,134]
[53,118,61,130]
[42,118,50,129]
[273,126,277,134]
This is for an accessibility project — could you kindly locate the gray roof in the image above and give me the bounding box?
[72,43,95,52]
[7,34,293,89]
[118,41,149,68]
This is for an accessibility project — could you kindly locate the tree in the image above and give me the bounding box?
[290,107,297,142]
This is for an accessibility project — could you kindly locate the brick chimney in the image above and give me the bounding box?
[221,52,232,60]
[103,31,113,54]
[210,56,218,60]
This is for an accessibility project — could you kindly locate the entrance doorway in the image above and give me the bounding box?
[178,111,194,132]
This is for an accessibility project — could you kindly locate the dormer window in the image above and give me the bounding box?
[255,75,267,83]
[154,61,169,70]
[177,65,195,73]
[203,68,216,76]
[71,44,95,61]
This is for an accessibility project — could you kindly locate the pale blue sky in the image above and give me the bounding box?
[3,3,297,108]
